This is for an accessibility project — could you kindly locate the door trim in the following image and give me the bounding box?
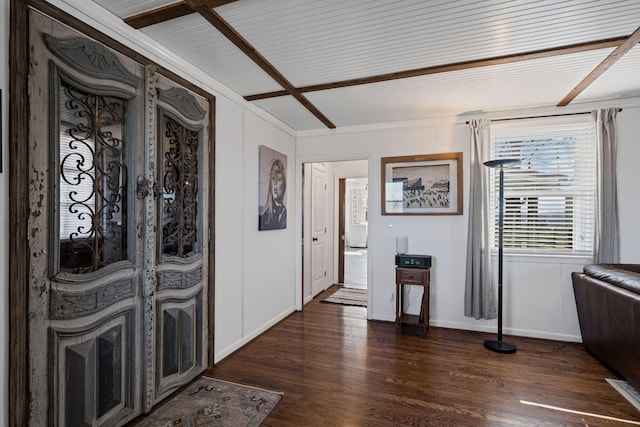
[338,178,346,284]
[9,1,30,424]
[9,1,216,425]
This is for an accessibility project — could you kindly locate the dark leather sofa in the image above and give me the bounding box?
[572,264,640,387]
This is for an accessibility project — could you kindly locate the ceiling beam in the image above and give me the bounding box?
[244,36,629,102]
[557,26,640,106]
[124,0,237,29]
[184,0,336,129]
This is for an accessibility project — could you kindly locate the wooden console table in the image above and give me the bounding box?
[395,266,430,336]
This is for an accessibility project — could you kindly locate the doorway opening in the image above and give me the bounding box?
[342,178,368,290]
[302,160,369,306]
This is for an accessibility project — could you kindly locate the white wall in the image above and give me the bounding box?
[344,178,368,246]
[238,110,296,344]
[298,105,640,342]
[1,0,9,424]
[213,103,299,361]
[332,160,368,179]
[332,161,368,242]
[213,96,245,358]
[617,106,640,262]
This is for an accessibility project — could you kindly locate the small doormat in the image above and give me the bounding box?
[321,287,367,307]
[137,376,283,426]
[607,378,640,412]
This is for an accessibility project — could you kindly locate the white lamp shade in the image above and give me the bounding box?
[396,235,408,255]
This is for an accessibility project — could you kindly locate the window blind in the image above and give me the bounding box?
[489,117,596,254]
[59,130,96,241]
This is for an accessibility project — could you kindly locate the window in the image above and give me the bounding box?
[160,113,200,258]
[489,116,596,255]
[58,79,128,273]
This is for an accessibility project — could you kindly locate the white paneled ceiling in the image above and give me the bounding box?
[92,0,640,131]
[253,96,327,131]
[94,0,177,18]
[218,0,640,86]
[305,48,616,128]
[577,45,640,101]
[141,14,283,95]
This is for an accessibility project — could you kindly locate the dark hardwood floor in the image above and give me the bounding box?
[204,285,640,426]
[126,285,637,426]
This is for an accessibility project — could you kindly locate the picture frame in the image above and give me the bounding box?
[381,152,463,215]
[258,145,288,230]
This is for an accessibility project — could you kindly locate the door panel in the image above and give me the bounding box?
[28,11,144,426]
[152,76,209,403]
[52,309,135,426]
[157,292,203,396]
[338,178,346,284]
[311,164,328,296]
[26,10,210,425]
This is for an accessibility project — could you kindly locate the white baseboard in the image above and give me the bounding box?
[214,309,581,364]
[374,314,396,323]
[214,306,296,363]
[369,315,582,343]
[430,319,582,343]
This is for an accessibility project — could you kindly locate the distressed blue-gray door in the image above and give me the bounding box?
[27,10,210,426]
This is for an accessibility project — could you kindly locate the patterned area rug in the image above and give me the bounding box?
[607,379,640,412]
[137,377,283,426]
[321,287,367,307]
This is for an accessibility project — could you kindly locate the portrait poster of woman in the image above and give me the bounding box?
[258,145,288,231]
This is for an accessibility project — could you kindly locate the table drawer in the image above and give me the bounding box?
[396,268,427,284]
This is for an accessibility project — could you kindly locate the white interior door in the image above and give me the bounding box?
[26,11,209,425]
[311,163,328,296]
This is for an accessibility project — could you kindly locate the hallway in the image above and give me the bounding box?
[344,247,367,288]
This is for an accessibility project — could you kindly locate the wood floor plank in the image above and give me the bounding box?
[203,285,639,426]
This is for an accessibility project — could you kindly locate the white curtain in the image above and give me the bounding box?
[464,119,496,319]
[593,108,620,263]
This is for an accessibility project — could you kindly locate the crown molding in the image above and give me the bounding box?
[297,96,640,138]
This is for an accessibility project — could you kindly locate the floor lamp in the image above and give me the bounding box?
[483,158,519,354]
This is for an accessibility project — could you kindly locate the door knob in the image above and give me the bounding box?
[312,237,318,241]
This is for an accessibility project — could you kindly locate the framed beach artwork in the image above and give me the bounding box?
[258,145,288,230]
[381,152,463,215]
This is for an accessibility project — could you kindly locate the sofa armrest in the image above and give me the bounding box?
[584,264,640,294]
[572,271,640,388]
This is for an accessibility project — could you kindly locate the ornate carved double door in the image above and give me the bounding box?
[26,10,211,426]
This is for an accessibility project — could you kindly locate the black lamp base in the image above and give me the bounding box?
[484,338,517,354]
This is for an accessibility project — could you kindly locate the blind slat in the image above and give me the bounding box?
[490,118,596,253]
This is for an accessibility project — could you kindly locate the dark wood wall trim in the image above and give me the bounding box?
[208,86,216,368]
[557,26,640,106]
[125,1,196,29]
[244,36,629,102]
[125,0,237,29]
[123,0,335,129]
[9,2,218,424]
[184,1,336,129]
[9,0,30,425]
[338,179,346,284]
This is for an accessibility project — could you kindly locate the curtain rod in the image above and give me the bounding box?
[464,108,623,124]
